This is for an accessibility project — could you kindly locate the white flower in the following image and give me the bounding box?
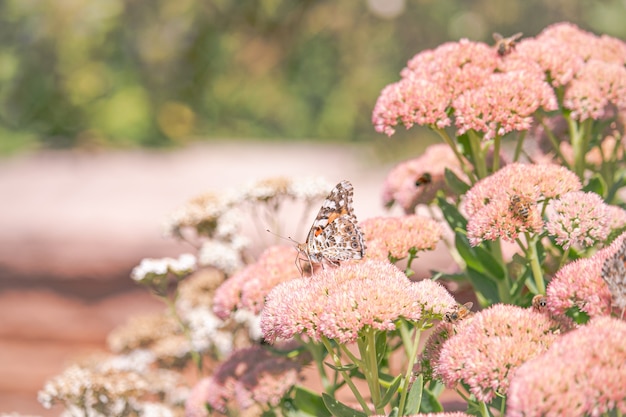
[198,240,243,275]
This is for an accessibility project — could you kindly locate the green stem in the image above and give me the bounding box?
[567,115,590,179]
[298,336,331,392]
[538,116,571,169]
[433,127,478,184]
[526,233,546,294]
[512,131,526,163]
[492,132,501,172]
[468,130,488,179]
[397,320,423,416]
[320,337,370,413]
[358,328,384,414]
[479,401,492,417]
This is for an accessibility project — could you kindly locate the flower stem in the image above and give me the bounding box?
[468,130,488,179]
[358,328,384,414]
[492,132,501,172]
[525,233,545,294]
[397,320,423,415]
[434,128,478,183]
[320,337,370,413]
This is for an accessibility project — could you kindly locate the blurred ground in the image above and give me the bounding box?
[0,142,460,415]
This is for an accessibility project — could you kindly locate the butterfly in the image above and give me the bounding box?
[295,180,366,275]
[601,238,626,318]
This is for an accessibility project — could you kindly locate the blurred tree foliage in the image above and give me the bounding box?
[0,0,624,151]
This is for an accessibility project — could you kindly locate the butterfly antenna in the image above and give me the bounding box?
[266,229,299,245]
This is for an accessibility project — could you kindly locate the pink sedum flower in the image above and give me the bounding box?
[546,252,613,320]
[564,59,626,121]
[606,204,626,231]
[463,163,581,218]
[213,245,299,319]
[467,194,543,246]
[546,191,610,250]
[372,75,451,136]
[507,316,626,417]
[464,163,582,246]
[361,215,443,261]
[261,260,454,344]
[186,345,302,414]
[381,144,468,212]
[402,39,498,99]
[453,71,557,140]
[435,304,559,403]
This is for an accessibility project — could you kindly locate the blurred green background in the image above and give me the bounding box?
[1,0,625,154]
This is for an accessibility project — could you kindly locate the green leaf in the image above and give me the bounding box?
[404,374,423,415]
[455,233,485,273]
[444,167,471,195]
[583,173,606,197]
[375,331,388,366]
[324,362,358,372]
[437,195,468,230]
[418,386,443,413]
[473,245,506,281]
[387,408,399,417]
[291,386,332,417]
[322,393,368,417]
[466,267,500,305]
[380,375,402,407]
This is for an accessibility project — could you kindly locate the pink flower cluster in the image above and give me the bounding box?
[453,70,557,140]
[545,232,623,320]
[185,345,303,415]
[381,143,468,213]
[507,316,626,416]
[360,215,443,261]
[372,22,626,137]
[435,304,559,403]
[260,260,455,344]
[373,413,472,417]
[545,191,611,250]
[213,245,300,319]
[464,163,581,245]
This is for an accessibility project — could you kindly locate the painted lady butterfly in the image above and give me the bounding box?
[601,238,626,317]
[296,180,366,274]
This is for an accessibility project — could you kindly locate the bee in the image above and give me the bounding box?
[509,194,532,221]
[415,172,432,187]
[444,302,474,323]
[493,32,523,56]
[532,294,548,312]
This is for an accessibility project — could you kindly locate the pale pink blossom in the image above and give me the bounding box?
[436,304,559,403]
[402,39,499,99]
[606,204,626,231]
[381,144,468,212]
[546,191,610,250]
[546,255,612,320]
[507,316,626,417]
[564,60,626,121]
[188,346,301,413]
[372,75,451,136]
[233,357,301,409]
[453,71,557,140]
[513,37,584,87]
[467,194,543,246]
[185,377,213,417]
[463,163,581,218]
[261,261,454,344]
[213,245,299,319]
[360,215,443,261]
